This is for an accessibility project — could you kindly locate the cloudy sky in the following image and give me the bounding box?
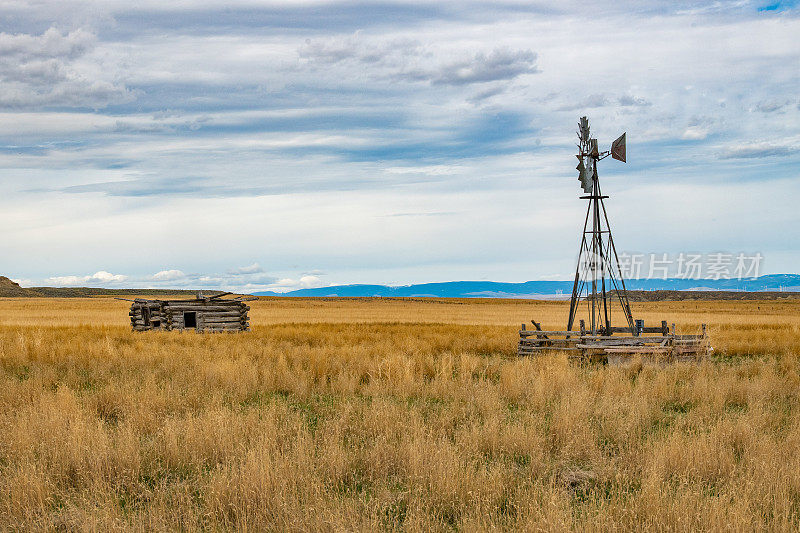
[1,0,798,292]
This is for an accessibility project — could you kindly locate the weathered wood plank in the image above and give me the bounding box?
[603,347,671,353]
[166,305,245,312]
[519,330,576,337]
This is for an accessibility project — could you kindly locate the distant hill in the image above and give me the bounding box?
[0,276,39,297]
[623,290,800,301]
[0,277,226,298]
[255,274,800,298]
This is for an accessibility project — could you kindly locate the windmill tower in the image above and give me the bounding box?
[566,117,635,335]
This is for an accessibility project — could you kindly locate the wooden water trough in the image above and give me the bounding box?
[124,293,254,333]
[518,320,711,364]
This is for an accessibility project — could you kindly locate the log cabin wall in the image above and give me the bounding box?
[129,301,167,331]
[129,298,250,332]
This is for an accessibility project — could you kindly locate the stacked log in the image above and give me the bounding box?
[129,300,167,331]
[128,297,251,333]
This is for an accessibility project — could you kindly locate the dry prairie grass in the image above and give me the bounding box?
[0,297,799,531]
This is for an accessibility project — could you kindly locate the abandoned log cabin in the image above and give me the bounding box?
[128,293,251,332]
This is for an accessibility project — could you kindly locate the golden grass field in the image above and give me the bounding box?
[1,296,799,531]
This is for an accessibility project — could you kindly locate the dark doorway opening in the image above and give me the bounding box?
[142,307,151,327]
[184,311,197,328]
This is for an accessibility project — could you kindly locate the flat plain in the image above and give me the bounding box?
[1,296,799,531]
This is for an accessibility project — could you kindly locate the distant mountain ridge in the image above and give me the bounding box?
[255,274,800,298]
[0,277,221,298]
[3,274,799,299]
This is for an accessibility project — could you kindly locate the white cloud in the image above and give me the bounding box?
[300,35,538,86]
[36,264,282,291]
[298,275,325,288]
[384,165,465,176]
[150,269,186,281]
[46,275,88,286]
[408,47,539,86]
[0,27,131,108]
[719,142,797,159]
[681,116,717,140]
[90,270,128,283]
[558,93,608,111]
[755,98,793,113]
[46,270,127,286]
[681,126,709,140]
[618,94,651,107]
[0,27,93,60]
[274,275,327,290]
[227,262,264,275]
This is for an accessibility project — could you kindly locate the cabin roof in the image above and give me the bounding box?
[123,292,257,305]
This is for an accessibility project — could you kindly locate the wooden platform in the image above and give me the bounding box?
[518,323,711,364]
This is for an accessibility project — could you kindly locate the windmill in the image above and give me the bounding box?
[567,116,634,335]
[517,117,711,362]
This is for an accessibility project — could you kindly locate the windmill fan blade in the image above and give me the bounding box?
[579,116,590,142]
[579,166,593,193]
[611,132,626,162]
